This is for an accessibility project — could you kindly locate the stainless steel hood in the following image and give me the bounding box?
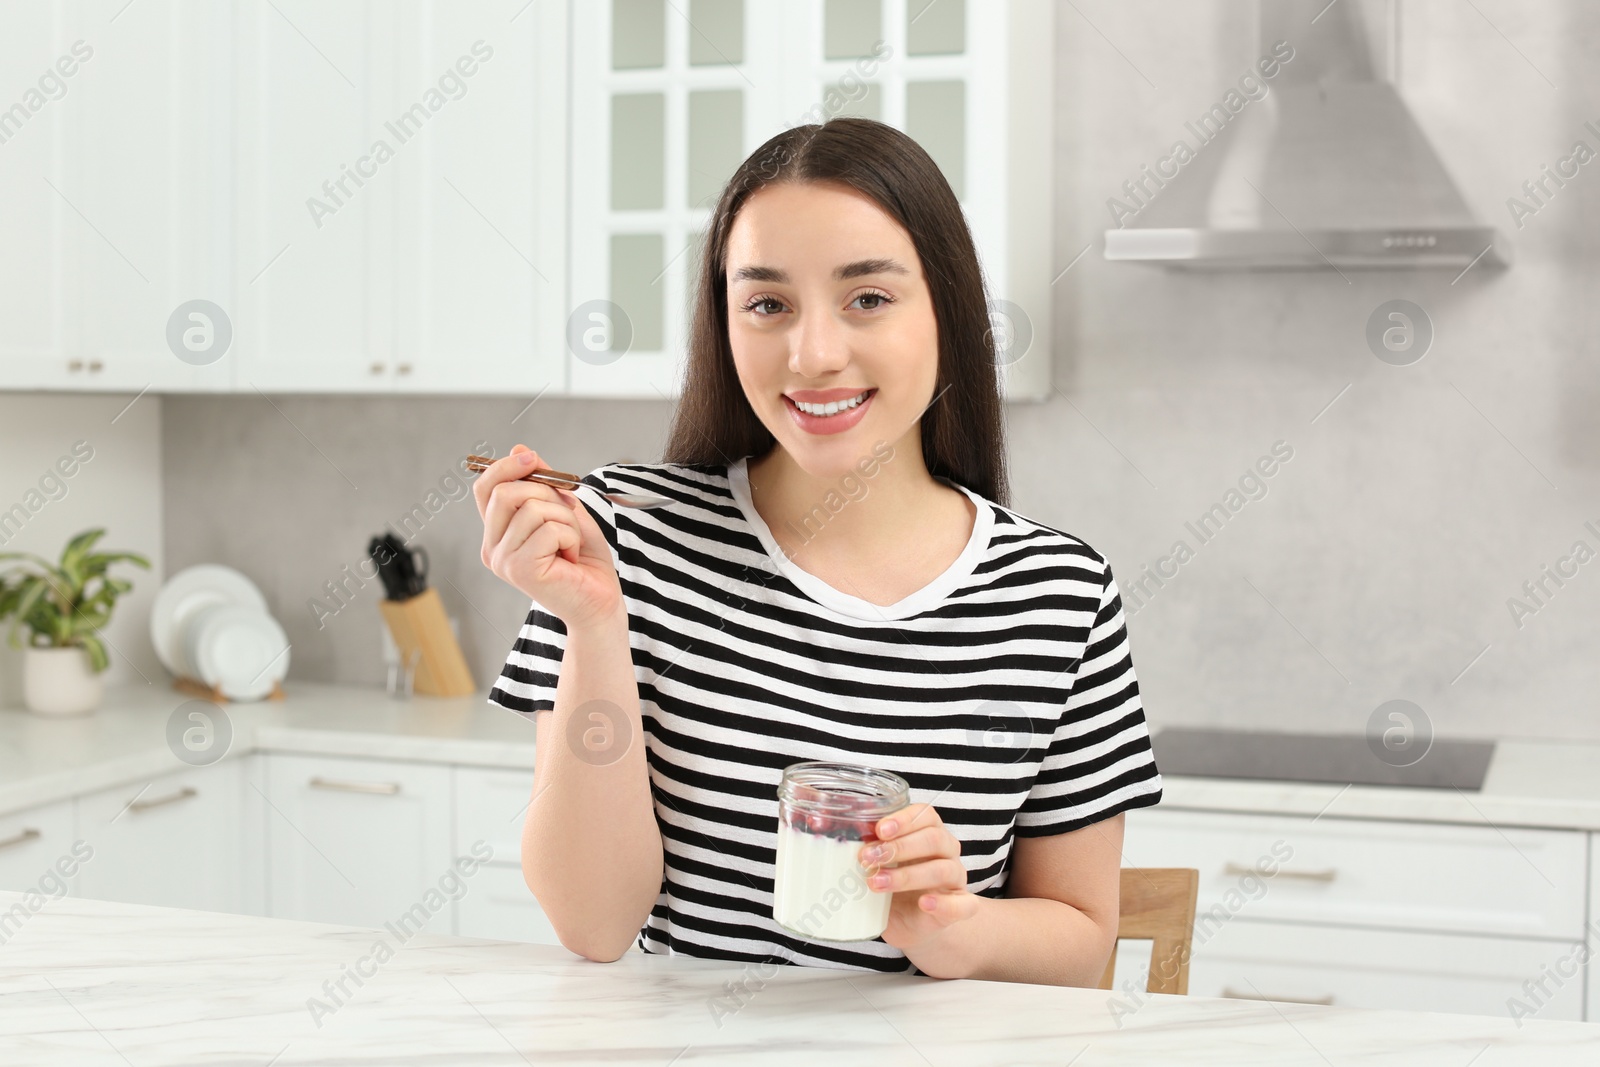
[1103,0,1511,271]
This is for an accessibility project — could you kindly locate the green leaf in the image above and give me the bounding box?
[0,530,146,652]
[89,551,151,570]
[0,550,62,572]
[79,633,109,672]
[60,528,105,568]
[6,580,52,648]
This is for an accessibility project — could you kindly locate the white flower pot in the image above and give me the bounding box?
[22,645,104,717]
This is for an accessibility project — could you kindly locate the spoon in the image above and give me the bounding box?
[464,455,672,510]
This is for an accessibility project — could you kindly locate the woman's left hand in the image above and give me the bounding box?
[859,803,980,951]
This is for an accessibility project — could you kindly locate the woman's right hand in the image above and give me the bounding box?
[475,445,623,631]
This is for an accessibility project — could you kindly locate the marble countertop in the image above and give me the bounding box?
[1,892,1595,1066]
[7,681,1600,832]
[0,681,535,817]
[1156,735,1600,831]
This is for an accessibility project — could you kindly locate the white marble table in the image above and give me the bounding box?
[2,893,1596,1066]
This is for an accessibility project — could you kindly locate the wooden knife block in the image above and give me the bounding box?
[377,587,476,697]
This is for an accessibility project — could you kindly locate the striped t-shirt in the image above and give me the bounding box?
[488,458,1162,974]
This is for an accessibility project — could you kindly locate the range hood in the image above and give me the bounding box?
[1103,0,1511,271]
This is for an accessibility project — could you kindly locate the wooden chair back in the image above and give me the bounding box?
[1096,868,1200,996]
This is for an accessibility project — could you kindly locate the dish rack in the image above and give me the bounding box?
[172,675,286,704]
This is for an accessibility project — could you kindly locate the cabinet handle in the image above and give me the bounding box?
[396,363,412,375]
[88,360,104,373]
[129,786,198,812]
[0,827,41,851]
[310,776,401,795]
[68,360,84,372]
[1223,986,1334,1006]
[1224,861,1336,883]
[369,362,386,375]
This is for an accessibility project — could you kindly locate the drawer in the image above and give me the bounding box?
[1123,809,1586,940]
[75,762,244,914]
[455,862,562,947]
[264,753,453,933]
[455,766,535,866]
[1183,919,1586,1022]
[0,799,79,898]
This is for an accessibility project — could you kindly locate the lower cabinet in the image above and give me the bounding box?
[263,753,452,934]
[457,862,561,946]
[0,799,78,897]
[1123,807,1591,1021]
[74,762,244,914]
[2,752,573,950]
[1187,920,1585,1021]
[453,765,562,947]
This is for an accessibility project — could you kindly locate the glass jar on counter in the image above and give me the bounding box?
[773,761,911,941]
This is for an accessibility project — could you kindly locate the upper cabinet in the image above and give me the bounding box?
[567,0,786,398]
[1,1,235,393]
[233,0,566,396]
[232,0,387,394]
[568,0,1054,399]
[1,0,1051,399]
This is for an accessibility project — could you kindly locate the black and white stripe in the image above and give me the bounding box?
[489,460,1162,973]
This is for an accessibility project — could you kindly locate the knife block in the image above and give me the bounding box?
[376,587,476,697]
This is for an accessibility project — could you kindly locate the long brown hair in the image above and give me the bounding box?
[662,116,1009,506]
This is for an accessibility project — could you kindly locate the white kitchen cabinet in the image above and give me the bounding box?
[567,0,785,398]
[1185,919,1586,1022]
[0,7,80,390]
[0,799,78,897]
[1122,808,1587,941]
[567,0,1054,399]
[5,0,1054,400]
[68,0,237,394]
[454,765,533,866]
[456,862,562,946]
[232,1,393,393]
[1122,807,1592,1022]
[386,1,567,397]
[264,753,453,933]
[453,765,561,946]
[0,2,234,393]
[234,0,568,397]
[74,762,244,913]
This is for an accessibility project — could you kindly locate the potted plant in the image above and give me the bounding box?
[0,528,150,716]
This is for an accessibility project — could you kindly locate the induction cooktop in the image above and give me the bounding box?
[1150,727,1496,791]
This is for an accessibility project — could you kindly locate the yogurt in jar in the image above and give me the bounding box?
[772,761,910,942]
[772,820,888,941]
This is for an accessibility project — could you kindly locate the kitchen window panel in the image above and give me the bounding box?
[688,0,744,66]
[824,0,881,59]
[683,228,707,317]
[611,93,666,210]
[610,233,665,353]
[824,80,881,121]
[687,89,744,209]
[907,0,965,55]
[906,80,965,200]
[613,0,665,69]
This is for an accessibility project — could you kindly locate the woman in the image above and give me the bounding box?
[476,117,1162,984]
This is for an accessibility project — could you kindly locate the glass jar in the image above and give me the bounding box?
[773,761,911,942]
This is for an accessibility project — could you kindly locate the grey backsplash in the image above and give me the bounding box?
[164,2,1599,742]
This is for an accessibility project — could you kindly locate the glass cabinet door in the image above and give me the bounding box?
[569,0,784,397]
[569,0,1051,400]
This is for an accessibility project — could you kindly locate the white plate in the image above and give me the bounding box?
[150,565,267,678]
[184,603,230,688]
[193,605,290,701]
